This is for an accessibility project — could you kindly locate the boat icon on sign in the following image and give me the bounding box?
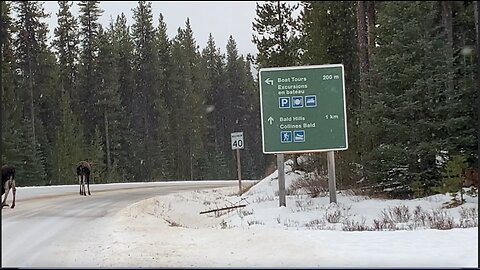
[305,95,317,107]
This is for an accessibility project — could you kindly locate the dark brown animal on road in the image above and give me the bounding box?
[77,161,92,196]
[2,165,17,208]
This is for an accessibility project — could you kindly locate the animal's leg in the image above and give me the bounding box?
[82,175,86,196]
[87,175,91,196]
[79,175,83,195]
[11,180,16,208]
[2,181,10,207]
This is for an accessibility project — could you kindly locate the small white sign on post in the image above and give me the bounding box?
[231,132,244,193]
[231,132,244,150]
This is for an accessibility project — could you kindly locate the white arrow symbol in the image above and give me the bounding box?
[268,116,274,125]
[265,78,274,85]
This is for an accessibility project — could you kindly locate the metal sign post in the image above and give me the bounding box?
[231,132,244,193]
[327,151,337,203]
[277,153,286,207]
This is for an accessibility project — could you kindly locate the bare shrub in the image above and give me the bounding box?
[239,209,253,218]
[375,213,397,231]
[427,209,456,230]
[247,220,265,226]
[252,195,275,203]
[342,217,370,231]
[459,207,478,228]
[289,173,328,198]
[305,219,327,230]
[324,204,351,224]
[372,218,394,231]
[325,209,342,223]
[283,219,300,227]
[220,219,228,229]
[295,199,314,212]
[381,205,411,224]
[413,206,428,227]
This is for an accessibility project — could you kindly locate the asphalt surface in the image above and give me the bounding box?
[1,181,237,267]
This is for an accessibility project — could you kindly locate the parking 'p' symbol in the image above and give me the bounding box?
[279,97,290,108]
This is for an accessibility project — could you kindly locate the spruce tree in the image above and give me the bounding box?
[363,1,452,196]
[90,126,106,183]
[252,1,301,68]
[152,13,173,179]
[53,1,79,100]
[131,1,161,181]
[51,91,85,185]
[300,1,360,188]
[112,13,136,182]
[77,0,103,142]
[1,1,20,165]
[96,23,122,182]
[201,33,229,179]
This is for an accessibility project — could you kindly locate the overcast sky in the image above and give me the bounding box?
[43,1,263,56]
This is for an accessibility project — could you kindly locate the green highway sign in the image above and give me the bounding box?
[259,64,348,154]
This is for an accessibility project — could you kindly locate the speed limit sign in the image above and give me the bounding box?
[231,132,244,150]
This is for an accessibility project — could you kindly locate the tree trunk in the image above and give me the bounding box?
[0,2,3,166]
[367,1,376,61]
[104,110,111,181]
[28,53,36,147]
[442,1,454,93]
[356,1,369,93]
[277,0,286,67]
[475,1,480,181]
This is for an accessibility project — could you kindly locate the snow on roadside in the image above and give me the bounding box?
[92,164,478,267]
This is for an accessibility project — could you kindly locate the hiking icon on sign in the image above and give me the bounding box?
[280,131,292,143]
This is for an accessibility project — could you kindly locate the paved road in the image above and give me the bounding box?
[1,181,237,267]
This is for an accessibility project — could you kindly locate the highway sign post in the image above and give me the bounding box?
[231,132,244,192]
[259,64,348,205]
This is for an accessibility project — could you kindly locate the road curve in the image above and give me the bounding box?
[1,181,237,267]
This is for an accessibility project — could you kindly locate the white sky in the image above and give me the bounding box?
[42,1,264,56]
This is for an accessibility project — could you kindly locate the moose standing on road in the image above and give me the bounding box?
[2,165,17,208]
[77,161,92,196]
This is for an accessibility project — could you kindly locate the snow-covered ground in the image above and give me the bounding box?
[73,162,478,267]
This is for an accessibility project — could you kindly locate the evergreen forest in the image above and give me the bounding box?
[1,1,478,198]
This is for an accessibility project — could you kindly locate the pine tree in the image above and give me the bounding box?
[53,1,79,99]
[77,0,103,142]
[363,1,453,196]
[434,155,467,204]
[12,1,49,146]
[169,19,209,180]
[89,126,106,183]
[252,1,301,68]
[148,13,173,179]
[51,91,85,185]
[201,33,229,179]
[12,1,51,182]
[16,117,47,186]
[96,23,123,183]
[131,1,161,181]
[224,36,248,177]
[1,1,20,165]
[112,13,136,182]
[300,1,361,188]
